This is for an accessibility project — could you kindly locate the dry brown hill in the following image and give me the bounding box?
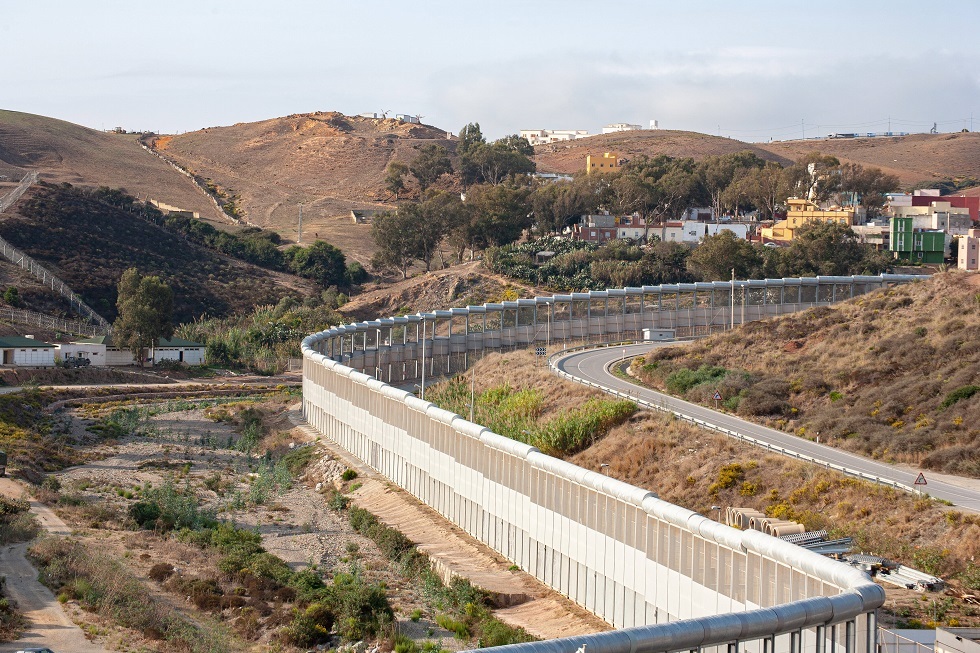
[0,110,225,223]
[157,112,455,263]
[338,261,546,322]
[763,131,980,187]
[536,128,980,189]
[533,129,790,174]
[631,271,980,478]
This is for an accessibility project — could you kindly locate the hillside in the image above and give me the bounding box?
[337,261,546,321]
[0,110,225,223]
[156,112,455,263]
[630,271,980,477]
[535,129,980,189]
[429,348,980,629]
[533,129,789,174]
[0,183,316,323]
[763,131,980,187]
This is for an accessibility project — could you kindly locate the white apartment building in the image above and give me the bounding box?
[520,129,589,146]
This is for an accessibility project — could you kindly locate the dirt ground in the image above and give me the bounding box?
[32,397,606,649]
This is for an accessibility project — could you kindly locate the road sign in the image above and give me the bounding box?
[914,472,927,486]
[714,392,722,401]
[535,347,546,357]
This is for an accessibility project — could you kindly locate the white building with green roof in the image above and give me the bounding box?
[72,336,205,366]
[0,336,56,366]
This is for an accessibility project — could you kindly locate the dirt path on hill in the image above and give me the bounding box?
[0,479,109,653]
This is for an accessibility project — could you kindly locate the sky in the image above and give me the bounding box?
[3,0,979,142]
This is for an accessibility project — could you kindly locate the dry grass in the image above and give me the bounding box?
[633,271,980,476]
[0,109,224,222]
[459,348,980,627]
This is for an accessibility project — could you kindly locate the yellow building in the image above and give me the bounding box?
[586,152,621,175]
[761,198,855,242]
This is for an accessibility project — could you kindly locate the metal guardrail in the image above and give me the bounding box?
[548,346,920,497]
[0,173,112,335]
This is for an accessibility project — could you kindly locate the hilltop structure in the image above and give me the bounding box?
[520,129,589,146]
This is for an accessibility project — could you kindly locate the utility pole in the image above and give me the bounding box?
[731,269,735,330]
[297,204,303,244]
[469,363,476,422]
[420,318,426,400]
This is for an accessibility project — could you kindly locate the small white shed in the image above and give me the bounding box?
[0,336,56,366]
[150,338,206,365]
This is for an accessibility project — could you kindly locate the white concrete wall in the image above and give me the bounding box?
[56,343,107,366]
[152,347,205,365]
[10,347,55,366]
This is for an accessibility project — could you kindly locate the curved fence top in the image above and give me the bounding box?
[305,274,919,342]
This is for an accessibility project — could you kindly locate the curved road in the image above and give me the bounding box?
[554,343,980,513]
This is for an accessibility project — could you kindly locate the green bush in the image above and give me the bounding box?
[940,385,980,410]
[341,468,359,482]
[665,365,728,394]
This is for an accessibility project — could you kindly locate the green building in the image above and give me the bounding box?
[889,217,947,264]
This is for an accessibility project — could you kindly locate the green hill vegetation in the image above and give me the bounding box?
[631,271,980,476]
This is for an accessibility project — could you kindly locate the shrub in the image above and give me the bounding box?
[341,468,359,482]
[709,463,745,494]
[940,385,980,410]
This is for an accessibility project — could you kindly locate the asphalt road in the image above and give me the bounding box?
[554,343,980,513]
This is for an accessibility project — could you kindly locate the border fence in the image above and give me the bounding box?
[0,172,112,334]
[302,274,919,653]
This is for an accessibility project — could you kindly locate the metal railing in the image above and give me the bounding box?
[549,347,919,496]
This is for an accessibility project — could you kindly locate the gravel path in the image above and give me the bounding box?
[0,479,109,653]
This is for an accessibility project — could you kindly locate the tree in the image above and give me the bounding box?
[531,177,599,235]
[457,123,487,187]
[451,182,532,255]
[384,161,409,200]
[113,268,174,368]
[371,211,418,279]
[470,140,536,185]
[836,163,900,218]
[409,144,453,192]
[287,241,348,287]
[698,152,766,218]
[779,222,868,276]
[2,287,19,307]
[782,153,841,202]
[740,162,785,219]
[686,231,762,281]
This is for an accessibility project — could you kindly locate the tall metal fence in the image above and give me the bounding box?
[0,172,111,334]
[0,307,103,337]
[303,275,917,653]
[0,171,37,213]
